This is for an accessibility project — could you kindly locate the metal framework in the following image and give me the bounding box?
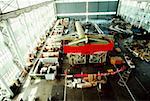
[114,65,136,101]
[57,12,116,16]
[0,0,53,20]
[4,20,25,69]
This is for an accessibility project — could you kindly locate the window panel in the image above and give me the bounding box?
[2,0,18,13]
[88,1,117,12]
[56,2,86,13]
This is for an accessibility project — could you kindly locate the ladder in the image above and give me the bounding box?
[117,68,132,86]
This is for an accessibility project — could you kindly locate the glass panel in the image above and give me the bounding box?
[56,2,86,13]
[2,0,18,13]
[0,0,50,13]
[9,17,29,62]
[0,44,19,87]
[2,2,55,67]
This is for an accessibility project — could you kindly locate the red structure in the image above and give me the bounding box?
[64,38,114,54]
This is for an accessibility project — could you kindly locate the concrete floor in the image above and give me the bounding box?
[13,77,64,101]
[14,77,117,101]
[13,71,150,101]
[66,82,116,101]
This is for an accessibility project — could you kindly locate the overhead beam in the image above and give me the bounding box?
[55,0,118,3]
[57,12,116,16]
[0,0,53,20]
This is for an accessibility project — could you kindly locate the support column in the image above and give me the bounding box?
[0,21,22,71]
[53,0,57,19]
[86,1,89,22]
[4,19,25,70]
[116,0,121,16]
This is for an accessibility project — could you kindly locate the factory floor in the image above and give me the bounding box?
[13,68,150,101]
[13,41,150,101]
[12,78,63,101]
[13,57,150,101]
[13,75,134,101]
[12,77,120,101]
